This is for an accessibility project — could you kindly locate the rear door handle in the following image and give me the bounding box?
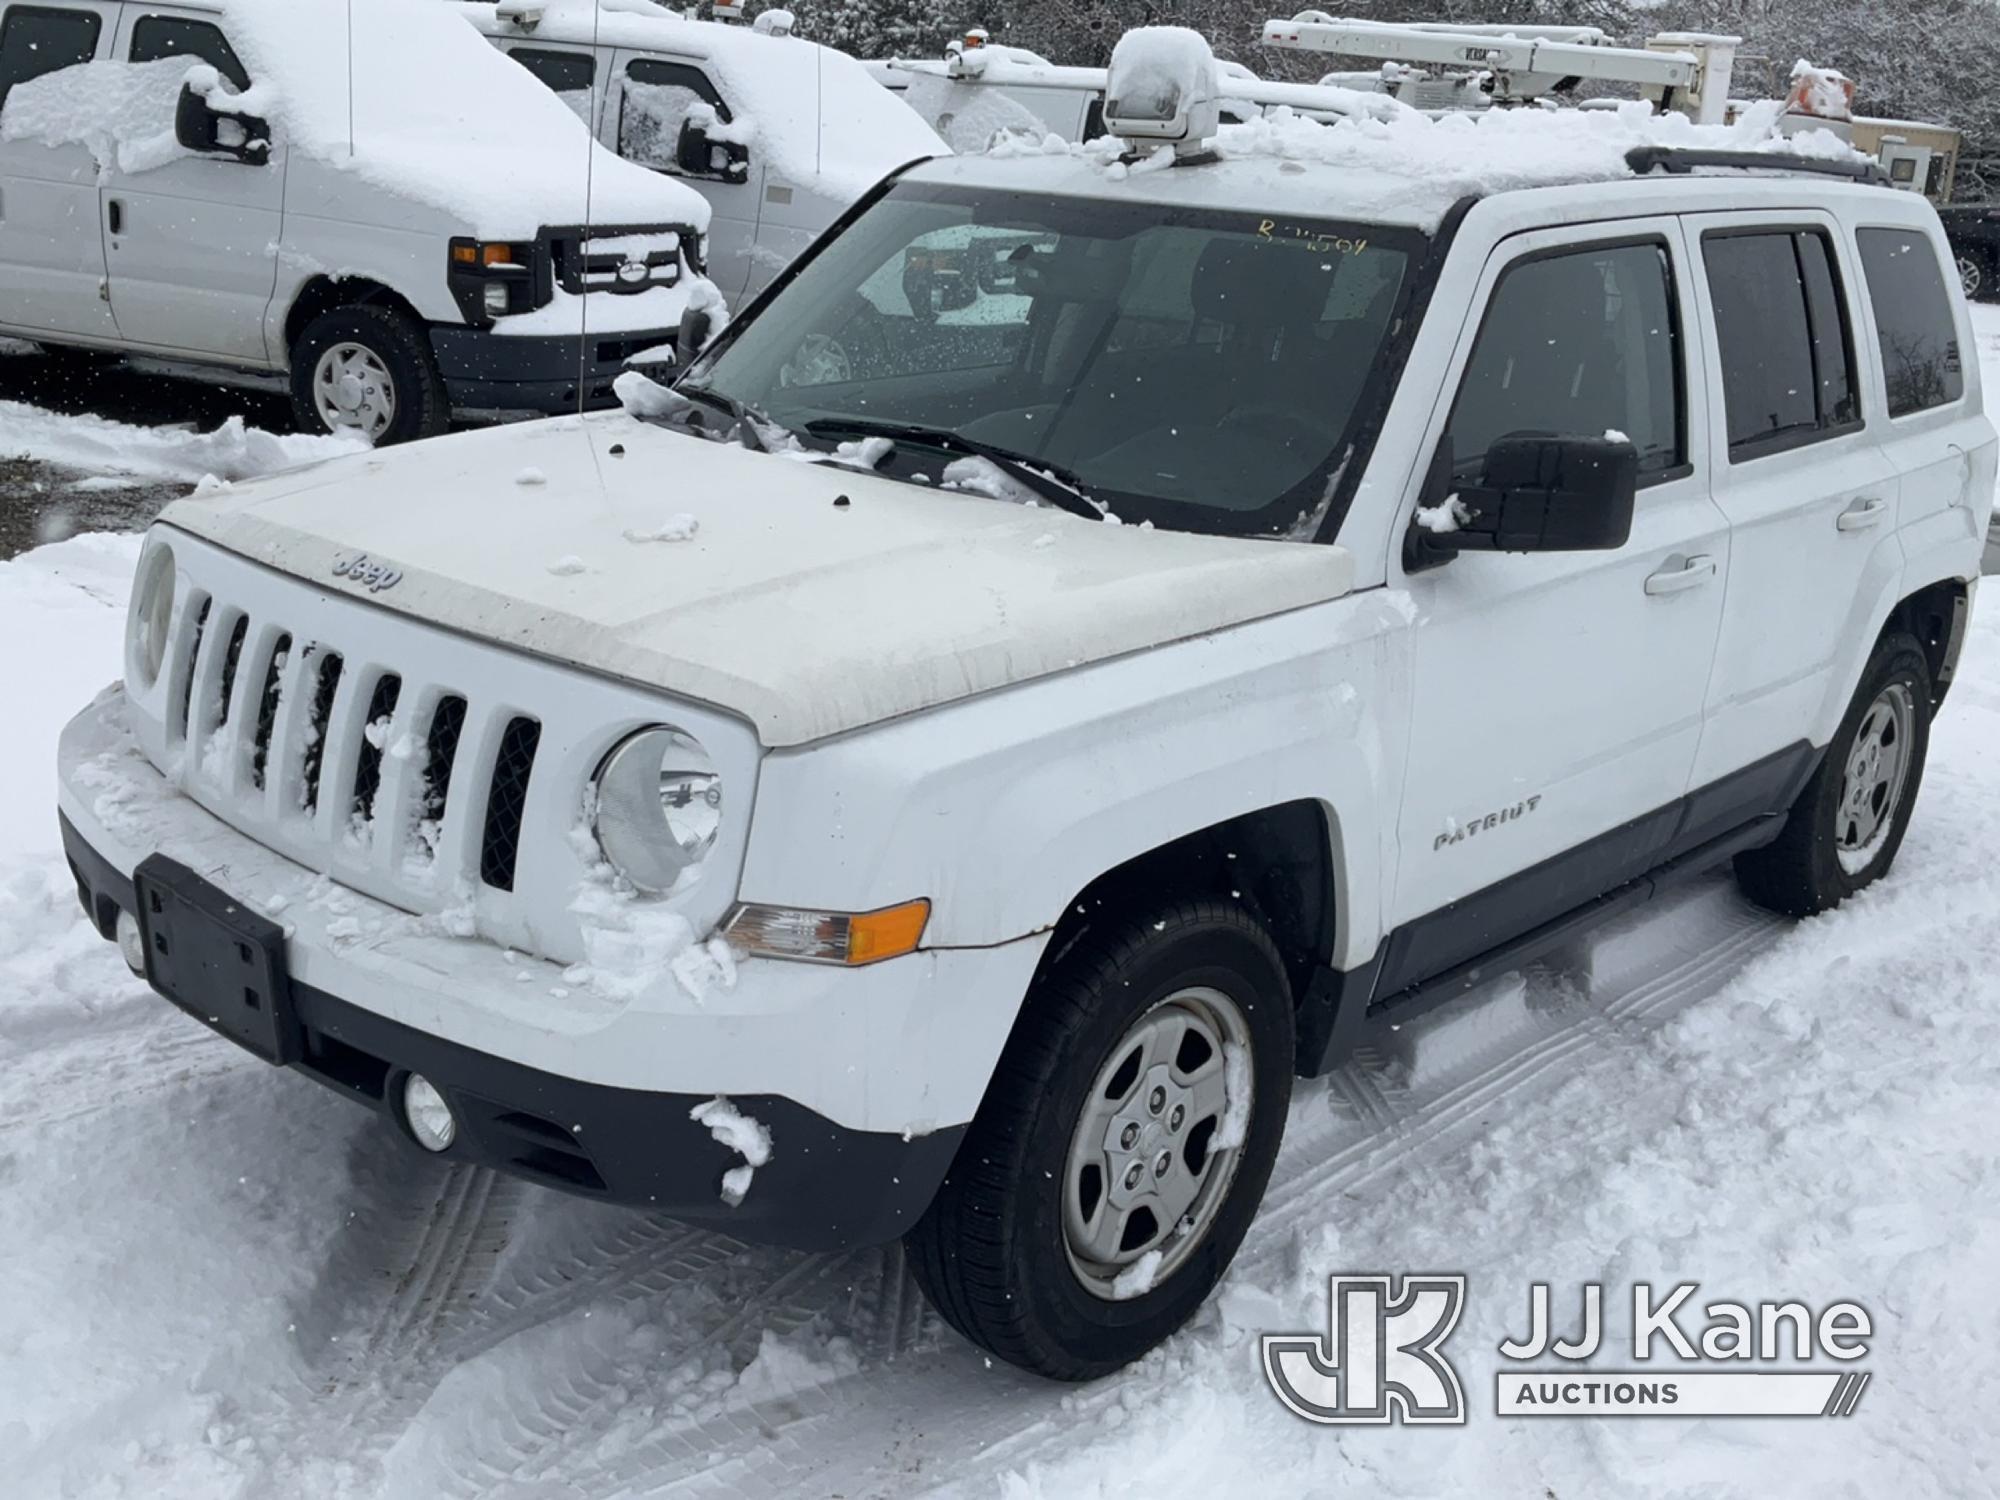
[1644,554,1717,596]
[1837,496,1889,532]
[106,198,122,236]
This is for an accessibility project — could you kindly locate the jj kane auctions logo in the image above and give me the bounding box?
[1264,1277,1874,1424]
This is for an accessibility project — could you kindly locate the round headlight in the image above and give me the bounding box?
[129,540,176,690]
[591,726,722,893]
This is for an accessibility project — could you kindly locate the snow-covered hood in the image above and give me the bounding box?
[157,416,1356,747]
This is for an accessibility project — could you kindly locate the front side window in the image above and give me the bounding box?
[509,46,594,122]
[619,58,731,177]
[128,15,247,91]
[0,5,102,110]
[1856,227,1965,417]
[1443,239,1684,483]
[680,183,1420,538]
[1704,229,1860,461]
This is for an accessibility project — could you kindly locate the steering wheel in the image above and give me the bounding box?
[779,334,853,389]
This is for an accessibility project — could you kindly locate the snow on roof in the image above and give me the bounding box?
[459,0,946,200]
[0,0,710,238]
[926,97,1864,231]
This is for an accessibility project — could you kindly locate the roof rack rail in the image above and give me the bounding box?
[1625,146,1892,186]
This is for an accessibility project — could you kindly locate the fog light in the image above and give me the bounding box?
[402,1074,457,1152]
[483,282,509,317]
[115,909,146,976]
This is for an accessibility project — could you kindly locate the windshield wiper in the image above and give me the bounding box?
[803,417,1105,523]
[675,382,777,453]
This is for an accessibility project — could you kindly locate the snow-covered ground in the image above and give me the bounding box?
[0,310,1997,1499]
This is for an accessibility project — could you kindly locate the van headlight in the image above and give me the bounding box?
[591,726,722,893]
[129,539,176,690]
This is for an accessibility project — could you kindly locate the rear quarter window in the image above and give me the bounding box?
[1856,227,1965,417]
[0,4,102,110]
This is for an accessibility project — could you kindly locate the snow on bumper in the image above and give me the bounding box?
[58,689,1046,1238]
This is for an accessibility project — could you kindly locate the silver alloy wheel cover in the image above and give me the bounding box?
[1961,255,1983,300]
[1835,682,1915,875]
[313,341,397,441]
[1061,985,1252,1301]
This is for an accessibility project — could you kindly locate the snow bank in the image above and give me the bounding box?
[458,0,946,201]
[0,401,361,483]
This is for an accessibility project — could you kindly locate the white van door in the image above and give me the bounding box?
[98,7,282,361]
[0,0,121,340]
[606,49,760,301]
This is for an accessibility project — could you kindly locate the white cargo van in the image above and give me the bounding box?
[0,0,716,442]
[459,0,946,302]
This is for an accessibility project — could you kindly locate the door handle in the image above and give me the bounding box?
[106,198,122,236]
[1644,554,1717,596]
[1837,496,1889,532]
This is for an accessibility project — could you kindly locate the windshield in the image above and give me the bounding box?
[679,182,1421,538]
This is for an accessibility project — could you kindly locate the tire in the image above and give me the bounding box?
[905,898,1294,1381]
[288,304,449,445]
[1959,250,1991,303]
[1735,632,1932,918]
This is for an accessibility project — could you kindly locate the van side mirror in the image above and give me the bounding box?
[675,117,749,184]
[678,302,714,355]
[1406,433,1638,571]
[175,83,270,165]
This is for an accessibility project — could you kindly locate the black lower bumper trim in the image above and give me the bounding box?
[60,812,962,1251]
[426,324,676,415]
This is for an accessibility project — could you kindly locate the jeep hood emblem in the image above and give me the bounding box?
[330,552,404,593]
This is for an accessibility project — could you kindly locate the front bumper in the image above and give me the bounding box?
[58,691,1046,1250]
[427,324,674,416]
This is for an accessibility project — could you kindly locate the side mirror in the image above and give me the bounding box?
[1406,433,1638,571]
[674,118,749,184]
[175,82,269,165]
[678,302,714,355]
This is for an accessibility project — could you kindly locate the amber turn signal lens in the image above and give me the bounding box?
[724,899,931,966]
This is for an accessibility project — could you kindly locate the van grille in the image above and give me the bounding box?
[546,221,694,297]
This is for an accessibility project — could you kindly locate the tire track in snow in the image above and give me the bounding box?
[0,1006,247,1134]
[498,879,1792,1500]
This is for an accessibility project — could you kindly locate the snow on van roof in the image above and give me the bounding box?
[3,0,710,238]
[924,96,1862,231]
[459,0,947,199]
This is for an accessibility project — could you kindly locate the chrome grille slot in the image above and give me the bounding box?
[480,716,541,892]
[174,595,211,742]
[299,651,344,815]
[350,673,403,831]
[249,634,291,791]
[420,696,468,831]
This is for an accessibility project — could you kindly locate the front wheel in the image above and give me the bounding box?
[905,899,1294,1381]
[1735,631,1933,917]
[288,304,449,445]
[1959,251,1990,302]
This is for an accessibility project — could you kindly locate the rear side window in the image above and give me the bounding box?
[0,5,102,110]
[510,46,594,97]
[129,15,249,92]
[1704,229,1860,461]
[1444,239,1685,483]
[1856,228,1965,417]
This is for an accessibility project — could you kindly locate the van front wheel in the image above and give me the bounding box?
[289,305,449,445]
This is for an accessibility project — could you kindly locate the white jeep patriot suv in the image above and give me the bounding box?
[54,32,1996,1380]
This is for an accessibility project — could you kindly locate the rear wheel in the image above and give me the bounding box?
[905,899,1294,1381]
[1736,632,1932,917]
[288,304,449,445]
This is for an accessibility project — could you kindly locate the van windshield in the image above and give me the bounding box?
[678,182,1421,538]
